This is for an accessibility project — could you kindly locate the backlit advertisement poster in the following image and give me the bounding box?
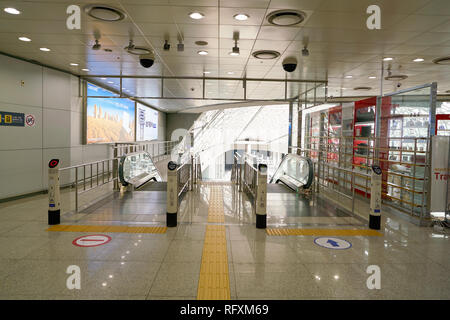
[136,103,158,141]
[86,83,135,144]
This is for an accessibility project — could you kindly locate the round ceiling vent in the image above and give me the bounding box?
[385,74,408,81]
[252,50,280,60]
[354,86,372,91]
[195,41,208,46]
[432,56,450,65]
[266,10,307,26]
[126,46,151,55]
[85,5,126,22]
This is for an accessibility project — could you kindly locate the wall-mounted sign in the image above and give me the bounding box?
[25,114,35,127]
[136,103,158,141]
[0,111,25,127]
[430,136,450,213]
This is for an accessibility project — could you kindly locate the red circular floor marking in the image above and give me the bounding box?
[72,234,112,247]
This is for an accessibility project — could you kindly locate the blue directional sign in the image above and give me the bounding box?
[0,111,25,127]
[314,237,352,250]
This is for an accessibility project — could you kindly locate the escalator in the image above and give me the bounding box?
[269,154,314,193]
[118,151,166,191]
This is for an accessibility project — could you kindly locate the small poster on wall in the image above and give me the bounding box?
[136,103,158,141]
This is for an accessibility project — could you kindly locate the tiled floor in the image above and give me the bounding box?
[0,182,448,300]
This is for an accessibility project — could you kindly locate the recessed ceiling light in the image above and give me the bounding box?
[4,8,20,15]
[18,36,31,42]
[413,58,424,62]
[433,56,450,65]
[203,71,211,74]
[82,68,90,71]
[266,9,306,26]
[345,75,353,78]
[40,47,50,52]
[70,63,78,66]
[108,81,114,84]
[252,50,280,60]
[189,12,204,20]
[234,13,249,21]
[385,74,408,81]
[195,40,208,46]
[227,71,234,75]
[198,50,208,55]
[354,86,372,91]
[85,5,126,22]
[383,57,393,61]
[101,77,107,80]
[369,76,376,79]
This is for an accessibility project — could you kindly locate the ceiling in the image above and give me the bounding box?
[1,0,450,112]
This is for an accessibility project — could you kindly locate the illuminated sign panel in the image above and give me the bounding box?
[86,83,135,144]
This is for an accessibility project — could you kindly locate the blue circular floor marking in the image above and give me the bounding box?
[314,237,352,250]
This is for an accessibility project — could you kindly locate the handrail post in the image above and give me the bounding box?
[113,145,119,190]
[190,155,194,191]
[167,161,178,227]
[48,159,61,225]
[255,163,268,229]
[75,167,79,213]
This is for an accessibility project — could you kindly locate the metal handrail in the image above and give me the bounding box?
[57,140,181,213]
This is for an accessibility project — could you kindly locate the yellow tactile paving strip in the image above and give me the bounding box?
[197,225,230,300]
[266,228,383,236]
[207,186,225,223]
[197,186,230,300]
[47,225,167,234]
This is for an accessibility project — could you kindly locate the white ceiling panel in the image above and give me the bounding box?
[1,0,450,113]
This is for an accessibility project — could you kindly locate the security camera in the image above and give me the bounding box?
[282,57,297,72]
[163,40,170,51]
[396,82,402,88]
[139,52,155,68]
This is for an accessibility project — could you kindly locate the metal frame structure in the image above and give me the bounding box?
[299,82,438,225]
[82,75,327,102]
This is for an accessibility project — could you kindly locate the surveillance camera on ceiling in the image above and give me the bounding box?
[164,40,170,51]
[282,57,297,72]
[139,52,155,68]
[92,39,101,50]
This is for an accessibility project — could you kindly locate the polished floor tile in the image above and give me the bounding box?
[0,182,449,300]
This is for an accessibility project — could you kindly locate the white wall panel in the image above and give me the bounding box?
[0,149,43,198]
[43,68,71,110]
[0,55,42,108]
[42,108,71,148]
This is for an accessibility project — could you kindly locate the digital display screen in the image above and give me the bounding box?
[86,83,135,144]
[136,103,158,141]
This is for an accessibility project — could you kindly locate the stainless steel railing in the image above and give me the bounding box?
[58,140,179,213]
[290,140,431,221]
